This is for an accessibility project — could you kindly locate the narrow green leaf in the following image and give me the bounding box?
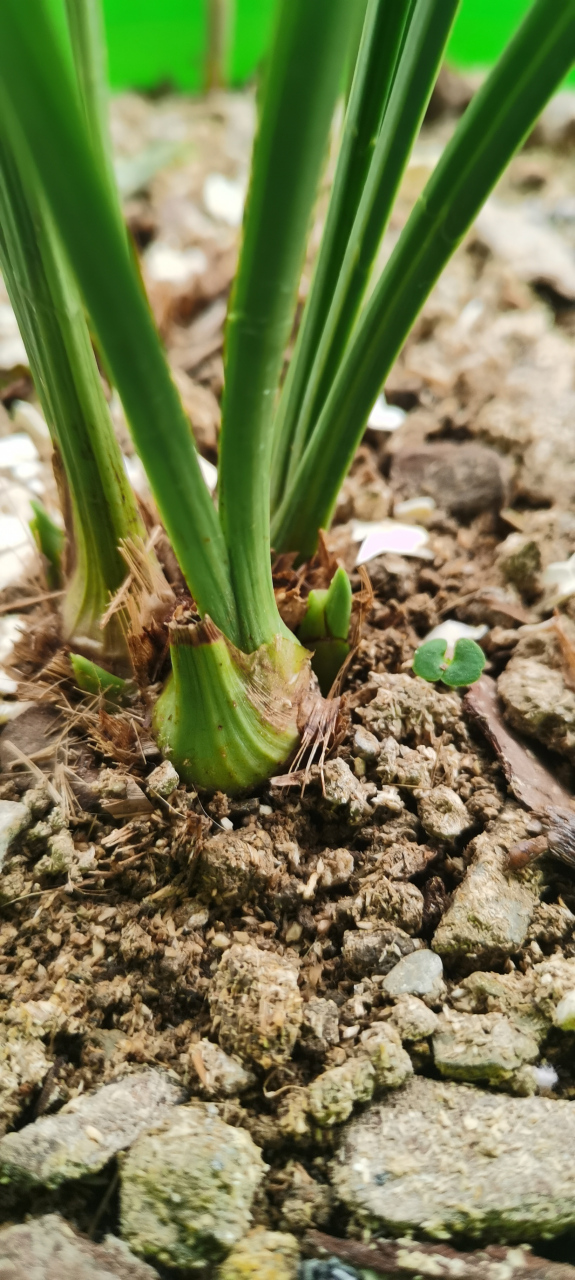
[273,0,575,558]
[0,0,240,646]
[29,500,65,591]
[217,0,356,650]
[70,652,133,702]
[413,638,448,682]
[281,0,459,494]
[271,0,414,507]
[64,0,118,211]
[325,567,353,642]
[298,590,329,644]
[0,123,144,645]
[441,637,486,687]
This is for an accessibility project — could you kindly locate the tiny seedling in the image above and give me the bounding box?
[413,637,486,688]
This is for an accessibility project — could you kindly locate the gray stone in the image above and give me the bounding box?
[382,949,444,1002]
[416,786,472,843]
[331,1076,575,1242]
[0,799,28,871]
[120,1103,266,1270]
[0,1069,184,1189]
[342,926,417,978]
[0,1214,160,1280]
[189,1039,255,1097]
[389,442,507,519]
[432,1010,540,1089]
[432,808,539,960]
[353,726,380,761]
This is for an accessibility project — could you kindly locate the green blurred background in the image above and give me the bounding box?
[102,0,563,94]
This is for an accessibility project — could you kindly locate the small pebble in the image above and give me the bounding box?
[382,949,444,1001]
[555,990,575,1031]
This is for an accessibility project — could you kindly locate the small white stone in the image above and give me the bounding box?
[144,242,208,285]
[0,799,29,871]
[367,394,406,432]
[147,760,179,799]
[541,553,575,605]
[394,496,436,524]
[220,817,234,831]
[0,433,39,469]
[555,989,575,1031]
[11,401,52,459]
[203,173,246,226]
[198,454,218,492]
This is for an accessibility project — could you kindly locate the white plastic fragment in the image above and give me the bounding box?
[394,496,436,524]
[143,242,208,285]
[367,394,406,432]
[203,173,246,227]
[353,519,432,566]
[422,620,488,659]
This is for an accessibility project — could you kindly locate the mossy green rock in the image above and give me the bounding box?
[120,1103,266,1270]
[332,1076,575,1242]
[217,1228,299,1279]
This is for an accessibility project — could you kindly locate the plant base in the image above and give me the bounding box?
[153,614,313,795]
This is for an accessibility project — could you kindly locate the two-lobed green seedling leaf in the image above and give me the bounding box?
[413,637,486,688]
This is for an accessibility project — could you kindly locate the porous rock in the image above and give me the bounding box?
[450,955,575,1040]
[301,997,340,1048]
[210,943,303,1068]
[342,926,418,977]
[389,993,439,1041]
[358,673,460,745]
[120,1103,266,1270]
[432,807,539,960]
[360,876,423,935]
[195,828,275,907]
[0,1213,160,1280]
[416,786,472,843]
[189,1039,255,1098]
[498,656,575,762]
[331,1075,575,1242]
[321,759,373,825]
[359,1022,413,1089]
[432,1009,540,1090]
[217,1228,300,1280]
[0,1069,184,1189]
[0,799,29,871]
[382,949,444,1003]
[0,1028,50,1136]
[307,1057,376,1128]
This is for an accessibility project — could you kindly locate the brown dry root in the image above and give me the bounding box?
[304,1231,575,1280]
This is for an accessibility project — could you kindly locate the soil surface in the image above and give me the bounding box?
[2,81,575,1279]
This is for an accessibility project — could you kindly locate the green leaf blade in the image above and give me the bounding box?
[441,637,486,687]
[413,638,448,683]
